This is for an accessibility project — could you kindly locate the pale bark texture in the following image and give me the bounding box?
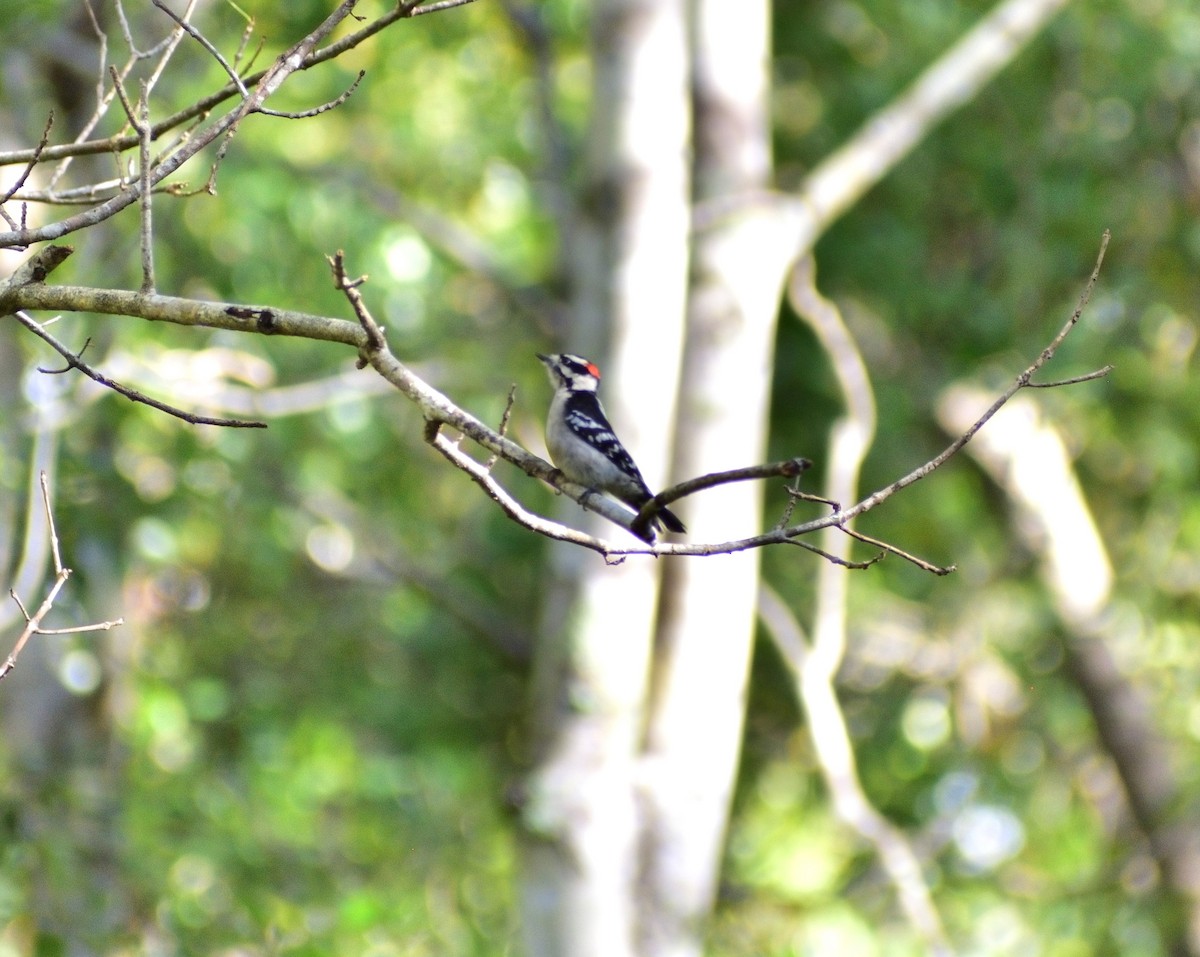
[635,2,780,956]
[519,0,690,955]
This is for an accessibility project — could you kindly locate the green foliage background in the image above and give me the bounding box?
[1,0,1198,954]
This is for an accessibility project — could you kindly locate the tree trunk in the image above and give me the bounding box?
[519,0,691,954]
[635,2,782,955]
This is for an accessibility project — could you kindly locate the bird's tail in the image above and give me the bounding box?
[656,505,686,535]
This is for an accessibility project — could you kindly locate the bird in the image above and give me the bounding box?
[537,352,686,541]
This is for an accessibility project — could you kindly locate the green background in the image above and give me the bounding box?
[2,0,1198,953]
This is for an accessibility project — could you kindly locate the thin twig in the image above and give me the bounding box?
[788,485,840,508]
[138,82,155,291]
[38,335,95,372]
[114,0,179,60]
[109,65,139,132]
[819,231,1112,529]
[23,621,124,636]
[39,469,58,568]
[328,250,385,357]
[141,0,201,101]
[2,0,368,247]
[47,0,116,191]
[838,526,955,575]
[152,0,250,96]
[8,592,31,621]
[258,70,365,119]
[485,384,518,471]
[775,483,839,530]
[113,0,139,54]
[786,538,883,569]
[15,311,267,428]
[408,0,481,14]
[232,17,261,72]
[0,0,479,177]
[0,112,53,209]
[1026,365,1114,388]
[1,472,125,681]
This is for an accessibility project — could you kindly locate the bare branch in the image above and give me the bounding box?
[785,538,883,570]
[1,472,125,681]
[4,280,365,344]
[0,0,370,248]
[2,236,1112,560]
[425,424,612,551]
[48,0,110,192]
[774,482,839,530]
[0,412,60,637]
[0,0,480,180]
[152,0,250,97]
[143,2,200,100]
[109,64,139,128]
[602,232,1115,558]
[0,244,74,287]
[128,77,158,291]
[232,16,263,73]
[326,253,666,545]
[21,620,124,637]
[40,469,60,570]
[485,385,519,471]
[0,112,53,220]
[328,249,385,357]
[632,458,810,539]
[838,526,955,575]
[114,0,182,61]
[14,311,267,429]
[8,591,31,622]
[1026,365,1114,388]
[819,230,1111,527]
[258,70,366,119]
[408,0,482,15]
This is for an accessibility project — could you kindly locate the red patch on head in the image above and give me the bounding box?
[585,361,601,379]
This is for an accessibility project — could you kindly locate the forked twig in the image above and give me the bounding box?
[825,230,1112,526]
[152,0,250,96]
[838,525,955,575]
[1025,365,1114,388]
[328,250,386,358]
[1,472,124,682]
[0,112,53,210]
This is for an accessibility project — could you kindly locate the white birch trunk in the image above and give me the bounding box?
[520,0,691,954]
[636,3,785,955]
